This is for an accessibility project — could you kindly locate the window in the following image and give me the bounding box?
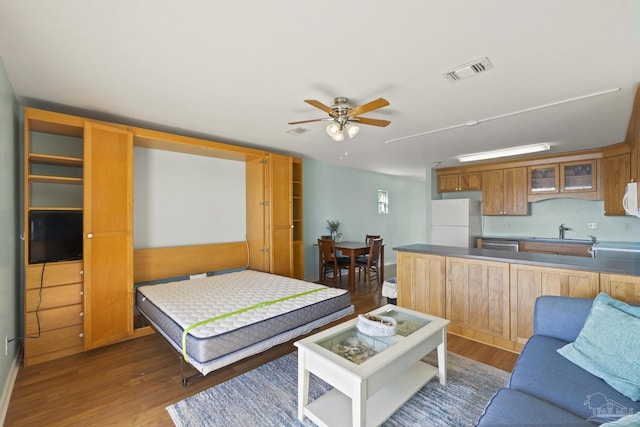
[377,190,388,214]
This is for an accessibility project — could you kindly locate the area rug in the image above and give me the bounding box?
[167,351,508,427]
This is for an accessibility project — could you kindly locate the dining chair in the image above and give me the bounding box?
[318,238,350,287]
[357,234,381,263]
[356,238,383,288]
[365,234,381,244]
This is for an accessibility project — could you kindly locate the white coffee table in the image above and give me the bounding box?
[294,304,449,427]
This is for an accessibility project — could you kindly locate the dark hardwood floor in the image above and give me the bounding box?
[5,265,518,426]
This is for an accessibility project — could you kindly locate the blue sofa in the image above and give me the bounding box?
[475,296,640,426]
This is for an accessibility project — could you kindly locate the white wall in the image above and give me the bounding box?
[133,147,246,248]
[303,159,427,280]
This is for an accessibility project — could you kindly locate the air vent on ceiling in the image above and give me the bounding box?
[285,127,309,135]
[443,57,493,81]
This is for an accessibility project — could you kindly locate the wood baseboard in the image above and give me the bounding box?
[1,348,21,426]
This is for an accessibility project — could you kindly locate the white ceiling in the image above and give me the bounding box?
[1,1,638,180]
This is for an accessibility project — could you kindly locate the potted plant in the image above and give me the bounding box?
[326,220,340,241]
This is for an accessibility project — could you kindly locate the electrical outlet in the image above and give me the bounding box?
[587,222,598,230]
[4,336,8,356]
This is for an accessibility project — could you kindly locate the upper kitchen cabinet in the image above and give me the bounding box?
[437,172,481,192]
[602,148,631,216]
[528,159,600,201]
[481,168,528,216]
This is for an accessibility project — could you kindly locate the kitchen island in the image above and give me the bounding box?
[394,244,640,352]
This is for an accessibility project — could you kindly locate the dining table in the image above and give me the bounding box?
[318,240,385,292]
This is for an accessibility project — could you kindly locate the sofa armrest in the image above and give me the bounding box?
[533,296,593,342]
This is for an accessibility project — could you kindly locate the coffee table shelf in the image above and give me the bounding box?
[295,304,449,427]
[304,361,438,427]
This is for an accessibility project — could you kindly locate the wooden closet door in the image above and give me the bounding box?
[269,154,294,277]
[83,122,133,350]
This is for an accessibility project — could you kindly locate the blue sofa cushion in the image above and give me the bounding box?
[533,296,593,342]
[557,293,640,401]
[475,388,594,427]
[508,335,640,420]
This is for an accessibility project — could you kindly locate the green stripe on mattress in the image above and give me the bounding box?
[181,287,328,362]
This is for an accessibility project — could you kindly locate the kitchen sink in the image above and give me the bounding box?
[529,237,593,244]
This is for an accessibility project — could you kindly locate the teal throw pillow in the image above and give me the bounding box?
[599,411,640,426]
[557,293,640,401]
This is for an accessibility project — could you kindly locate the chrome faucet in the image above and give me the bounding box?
[559,224,571,239]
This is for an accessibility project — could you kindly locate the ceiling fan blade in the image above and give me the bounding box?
[288,118,325,125]
[353,117,391,127]
[347,98,390,117]
[304,100,337,116]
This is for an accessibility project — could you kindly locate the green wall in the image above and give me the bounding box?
[0,57,19,409]
[302,159,428,280]
[440,190,640,242]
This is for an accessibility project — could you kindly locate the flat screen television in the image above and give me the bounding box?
[29,210,83,264]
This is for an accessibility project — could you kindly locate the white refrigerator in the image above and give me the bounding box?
[430,199,482,248]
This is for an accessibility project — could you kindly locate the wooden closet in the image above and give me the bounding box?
[23,107,303,366]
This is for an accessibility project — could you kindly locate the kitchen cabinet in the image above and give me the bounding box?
[510,264,599,345]
[446,257,510,345]
[481,167,528,215]
[437,172,481,192]
[632,135,640,183]
[397,252,446,318]
[528,160,600,201]
[396,245,639,354]
[602,153,630,216]
[600,273,640,303]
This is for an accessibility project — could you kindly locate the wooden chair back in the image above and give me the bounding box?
[318,238,338,264]
[367,238,383,268]
[365,234,381,245]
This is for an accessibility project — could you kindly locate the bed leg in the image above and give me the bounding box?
[179,356,203,387]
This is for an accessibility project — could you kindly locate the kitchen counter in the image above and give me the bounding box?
[393,244,640,276]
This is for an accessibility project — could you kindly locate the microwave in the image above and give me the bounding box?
[623,181,640,217]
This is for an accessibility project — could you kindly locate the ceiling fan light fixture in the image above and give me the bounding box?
[332,130,345,141]
[345,123,359,138]
[326,122,341,137]
[457,143,551,163]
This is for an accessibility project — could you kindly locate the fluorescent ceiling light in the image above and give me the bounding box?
[457,143,551,163]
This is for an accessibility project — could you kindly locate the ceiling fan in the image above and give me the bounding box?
[288,97,390,141]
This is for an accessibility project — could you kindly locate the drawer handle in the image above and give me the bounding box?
[80,291,84,296]
[79,333,84,338]
[87,233,93,239]
[79,312,84,317]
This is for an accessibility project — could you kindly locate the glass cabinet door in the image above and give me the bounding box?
[560,160,596,193]
[528,165,558,194]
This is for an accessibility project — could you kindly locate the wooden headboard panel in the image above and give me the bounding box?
[134,241,248,283]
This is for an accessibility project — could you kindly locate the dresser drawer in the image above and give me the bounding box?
[23,324,84,360]
[25,304,83,335]
[25,283,83,312]
[26,261,83,289]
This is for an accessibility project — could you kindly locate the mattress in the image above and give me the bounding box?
[136,270,353,369]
